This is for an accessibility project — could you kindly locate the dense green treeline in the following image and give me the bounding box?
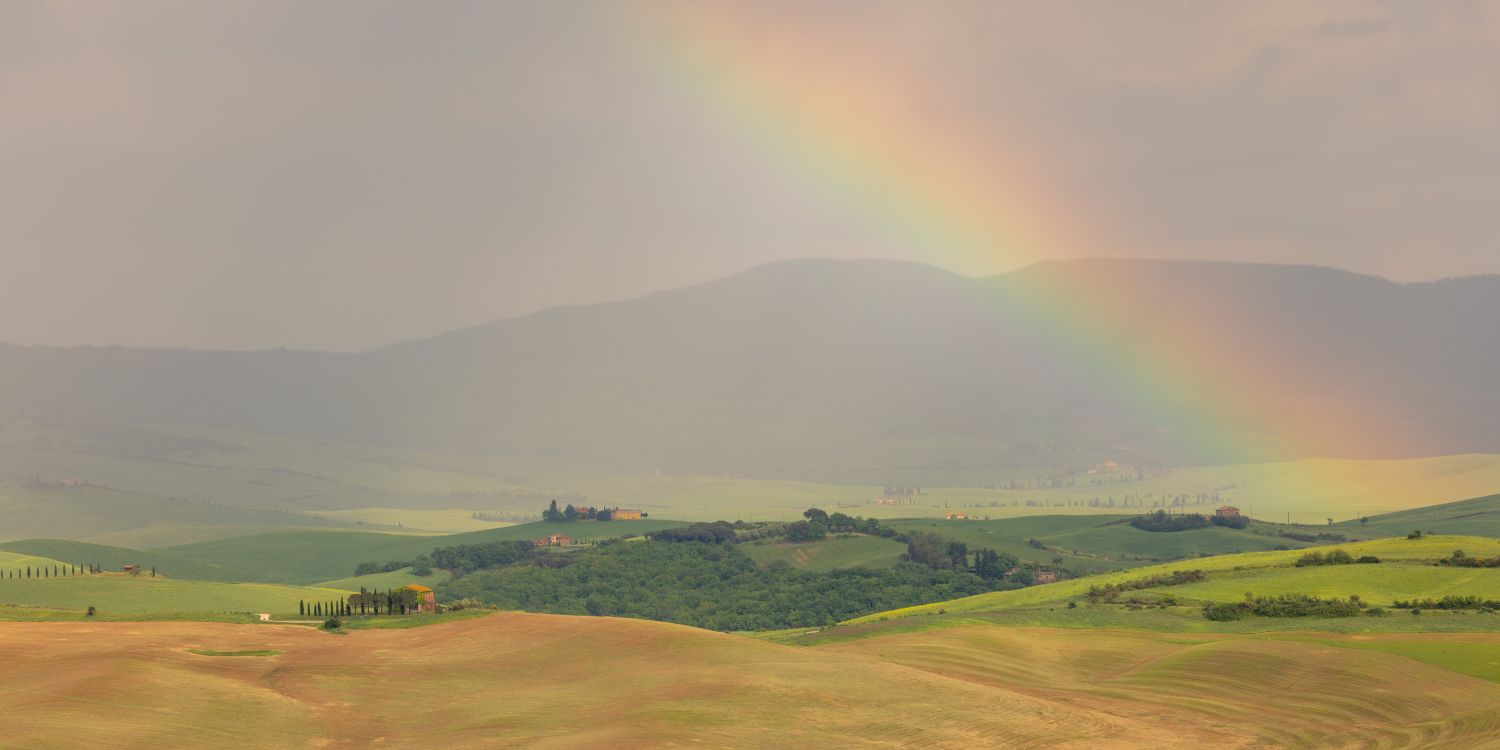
[437,540,992,631]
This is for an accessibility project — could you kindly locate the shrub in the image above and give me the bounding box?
[1295,549,1355,567]
[1201,593,1361,620]
[323,617,342,630]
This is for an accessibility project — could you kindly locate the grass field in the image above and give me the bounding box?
[0,538,235,580]
[308,507,516,533]
[6,613,1500,748]
[0,573,352,615]
[1165,563,1500,605]
[849,535,1500,623]
[740,534,906,570]
[1340,492,1500,538]
[314,566,452,591]
[0,549,70,577]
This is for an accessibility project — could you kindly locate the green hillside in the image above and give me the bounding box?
[0,550,69,577]
[884,515,1314,575]
[0,539,233,580]
[741,535,906,571]
[1339,493,1500,538]
[155,519,689,584]
[0,573,352,616]
[851,535,1500,623]
[315,566,452,591]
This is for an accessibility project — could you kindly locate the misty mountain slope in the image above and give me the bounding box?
[0,259,1496,474]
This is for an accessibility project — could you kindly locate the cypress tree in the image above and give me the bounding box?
[299,600,305,617]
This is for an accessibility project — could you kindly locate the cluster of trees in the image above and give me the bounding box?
[355,539,538,577]
[353,559,413,576]
[1393,595,1500,611]
[1209,514,1249,529]
[649,522,737,544]
[1202,593,1365,621]
[901,532,1025,583]
[1294,549,1379,567]
[541,500,643,522]
[783,508,894,542]
[1129,511,1210,533]
[1437,550,1500,568]
[430,540,536,574]
[436,540,993,631]
[1086,569,1206,601]
[347,587,424,615]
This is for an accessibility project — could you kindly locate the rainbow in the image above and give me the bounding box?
[608,4,1396,466]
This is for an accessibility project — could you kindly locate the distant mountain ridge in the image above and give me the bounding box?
[2,258,1496,474]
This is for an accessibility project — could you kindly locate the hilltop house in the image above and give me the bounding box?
[944,512,969,520]
[611,508,643,520]
[121,564,141,575]
[400,584,437,613]
[1215,506,1242,519]
[533,533,572,547]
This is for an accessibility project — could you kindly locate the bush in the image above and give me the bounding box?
[1201,593,1361,620]
[323,617,342,630]
[1356,556,1380,564]
[1087,569,1205,601]
[86,606,96,617]
[1295,549,1354,567]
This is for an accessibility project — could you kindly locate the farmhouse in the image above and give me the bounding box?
[121,564,141,574]
[944,512,969,520]
[1215,506,1242,519]
[400,584,437,613]
[1034,570,1059,585]
[611,508,643,520]
[533,533,572,547]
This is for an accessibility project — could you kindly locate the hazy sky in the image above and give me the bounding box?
[3,1,1497,351]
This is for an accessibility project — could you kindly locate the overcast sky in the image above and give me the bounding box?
[2,1,1497,351]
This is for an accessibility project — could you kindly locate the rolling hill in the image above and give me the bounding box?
[3,259,1497,477]
[6,613,1500,748]
[848,535,1500,624]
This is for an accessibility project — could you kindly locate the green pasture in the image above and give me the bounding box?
[0,573,353,615]
[1161,563,1500,606]
[848,535,1500,623]
[308,507,515,533]
[0,539,231,580]
[316,566,452,591]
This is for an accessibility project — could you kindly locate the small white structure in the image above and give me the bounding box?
[256,613,272,622]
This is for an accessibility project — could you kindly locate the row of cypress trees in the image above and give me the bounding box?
[298,588,417,618]
[3,563,158,578]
